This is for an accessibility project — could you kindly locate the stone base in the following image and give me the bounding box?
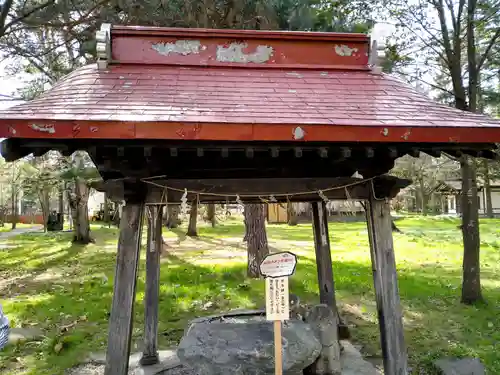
[340,341,381,375]
[169,341,378,375]
[71,342,379,375]
[86,350,181,375]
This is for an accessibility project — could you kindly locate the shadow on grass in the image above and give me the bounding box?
[1,224,500,375]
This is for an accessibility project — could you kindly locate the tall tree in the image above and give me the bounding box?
[23,152,61,231]
[244,204,269,278]
[186,203,198,237]
[60,151,99,244]
[384,0,500,303]
[8,160,24,229]
[206,203,216,227]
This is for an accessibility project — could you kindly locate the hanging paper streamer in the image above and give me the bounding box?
[225,197,231,217]
[344,187,356,216]
[318,190,329,203]
[269,195,277,203]
[236,194,243,206]
[180,188,188,215]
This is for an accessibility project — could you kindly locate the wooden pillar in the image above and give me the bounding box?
[104,186,145,375]
[140,205,163,366]
[365,197,408,375]
[311,201,336,308]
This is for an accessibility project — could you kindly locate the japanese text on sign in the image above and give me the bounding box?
[266,276,289,321]
[260,252,297,278]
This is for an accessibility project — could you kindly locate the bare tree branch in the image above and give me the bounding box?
[396,70,458,99]
[2,0,56,34]
[477,27,500,72]
[0,0,14,35]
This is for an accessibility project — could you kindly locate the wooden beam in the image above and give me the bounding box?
[425,148,441,158]
[0,139,30,161]
[104,185,145,375]
[93,176,412,204]
[365,147,375,158]
[341,147,351,158]
[140,205,163,366]
[409,148,420,158]
[311,201,336,309]
[365,196,407,375]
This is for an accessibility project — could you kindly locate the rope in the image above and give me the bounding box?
[139,175,381,199]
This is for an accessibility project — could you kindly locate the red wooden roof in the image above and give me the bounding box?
[1,25,500,143]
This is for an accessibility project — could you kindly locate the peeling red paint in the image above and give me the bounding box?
[111,27,369,69]
[401,129,412,141]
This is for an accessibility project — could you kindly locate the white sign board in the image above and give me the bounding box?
[259,252,297,278]
[265,276,290,321]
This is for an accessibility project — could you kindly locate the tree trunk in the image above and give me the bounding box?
[243,205,249,242]
[287,203,298,226]
[73,178,92,244]
[418,181,428,215]
[66,182,73,230]
[103,191,110,223]
[10,189,17,230]
[460,157,483,304]
[482,160,493,218]
[206,203,216,227]
[186,203,198,237]
[166,205,180,229]
[58,185,65,227]
[459,1,483,305]
[39,190,50,232]
[244,204,269,278]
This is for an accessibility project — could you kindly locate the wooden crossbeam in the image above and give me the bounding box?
[92,176,411,204]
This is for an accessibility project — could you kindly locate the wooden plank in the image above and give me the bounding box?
[140,205,163,365]
[311,201,336,309]
[365,197,408,375]
[274,320,283,375]
[104,197,145,375]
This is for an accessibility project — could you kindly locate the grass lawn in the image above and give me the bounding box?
[0,216,499,374]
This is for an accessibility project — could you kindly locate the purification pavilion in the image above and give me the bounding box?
[1,24,500,375]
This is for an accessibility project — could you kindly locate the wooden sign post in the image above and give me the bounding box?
[260,252,298,375]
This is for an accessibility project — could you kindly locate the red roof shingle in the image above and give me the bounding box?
[0,26,499,143]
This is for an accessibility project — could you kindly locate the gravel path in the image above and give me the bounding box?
[0,225,43,239]
[66,363,193,375]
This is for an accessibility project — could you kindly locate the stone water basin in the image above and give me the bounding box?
[177,310,321,375]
